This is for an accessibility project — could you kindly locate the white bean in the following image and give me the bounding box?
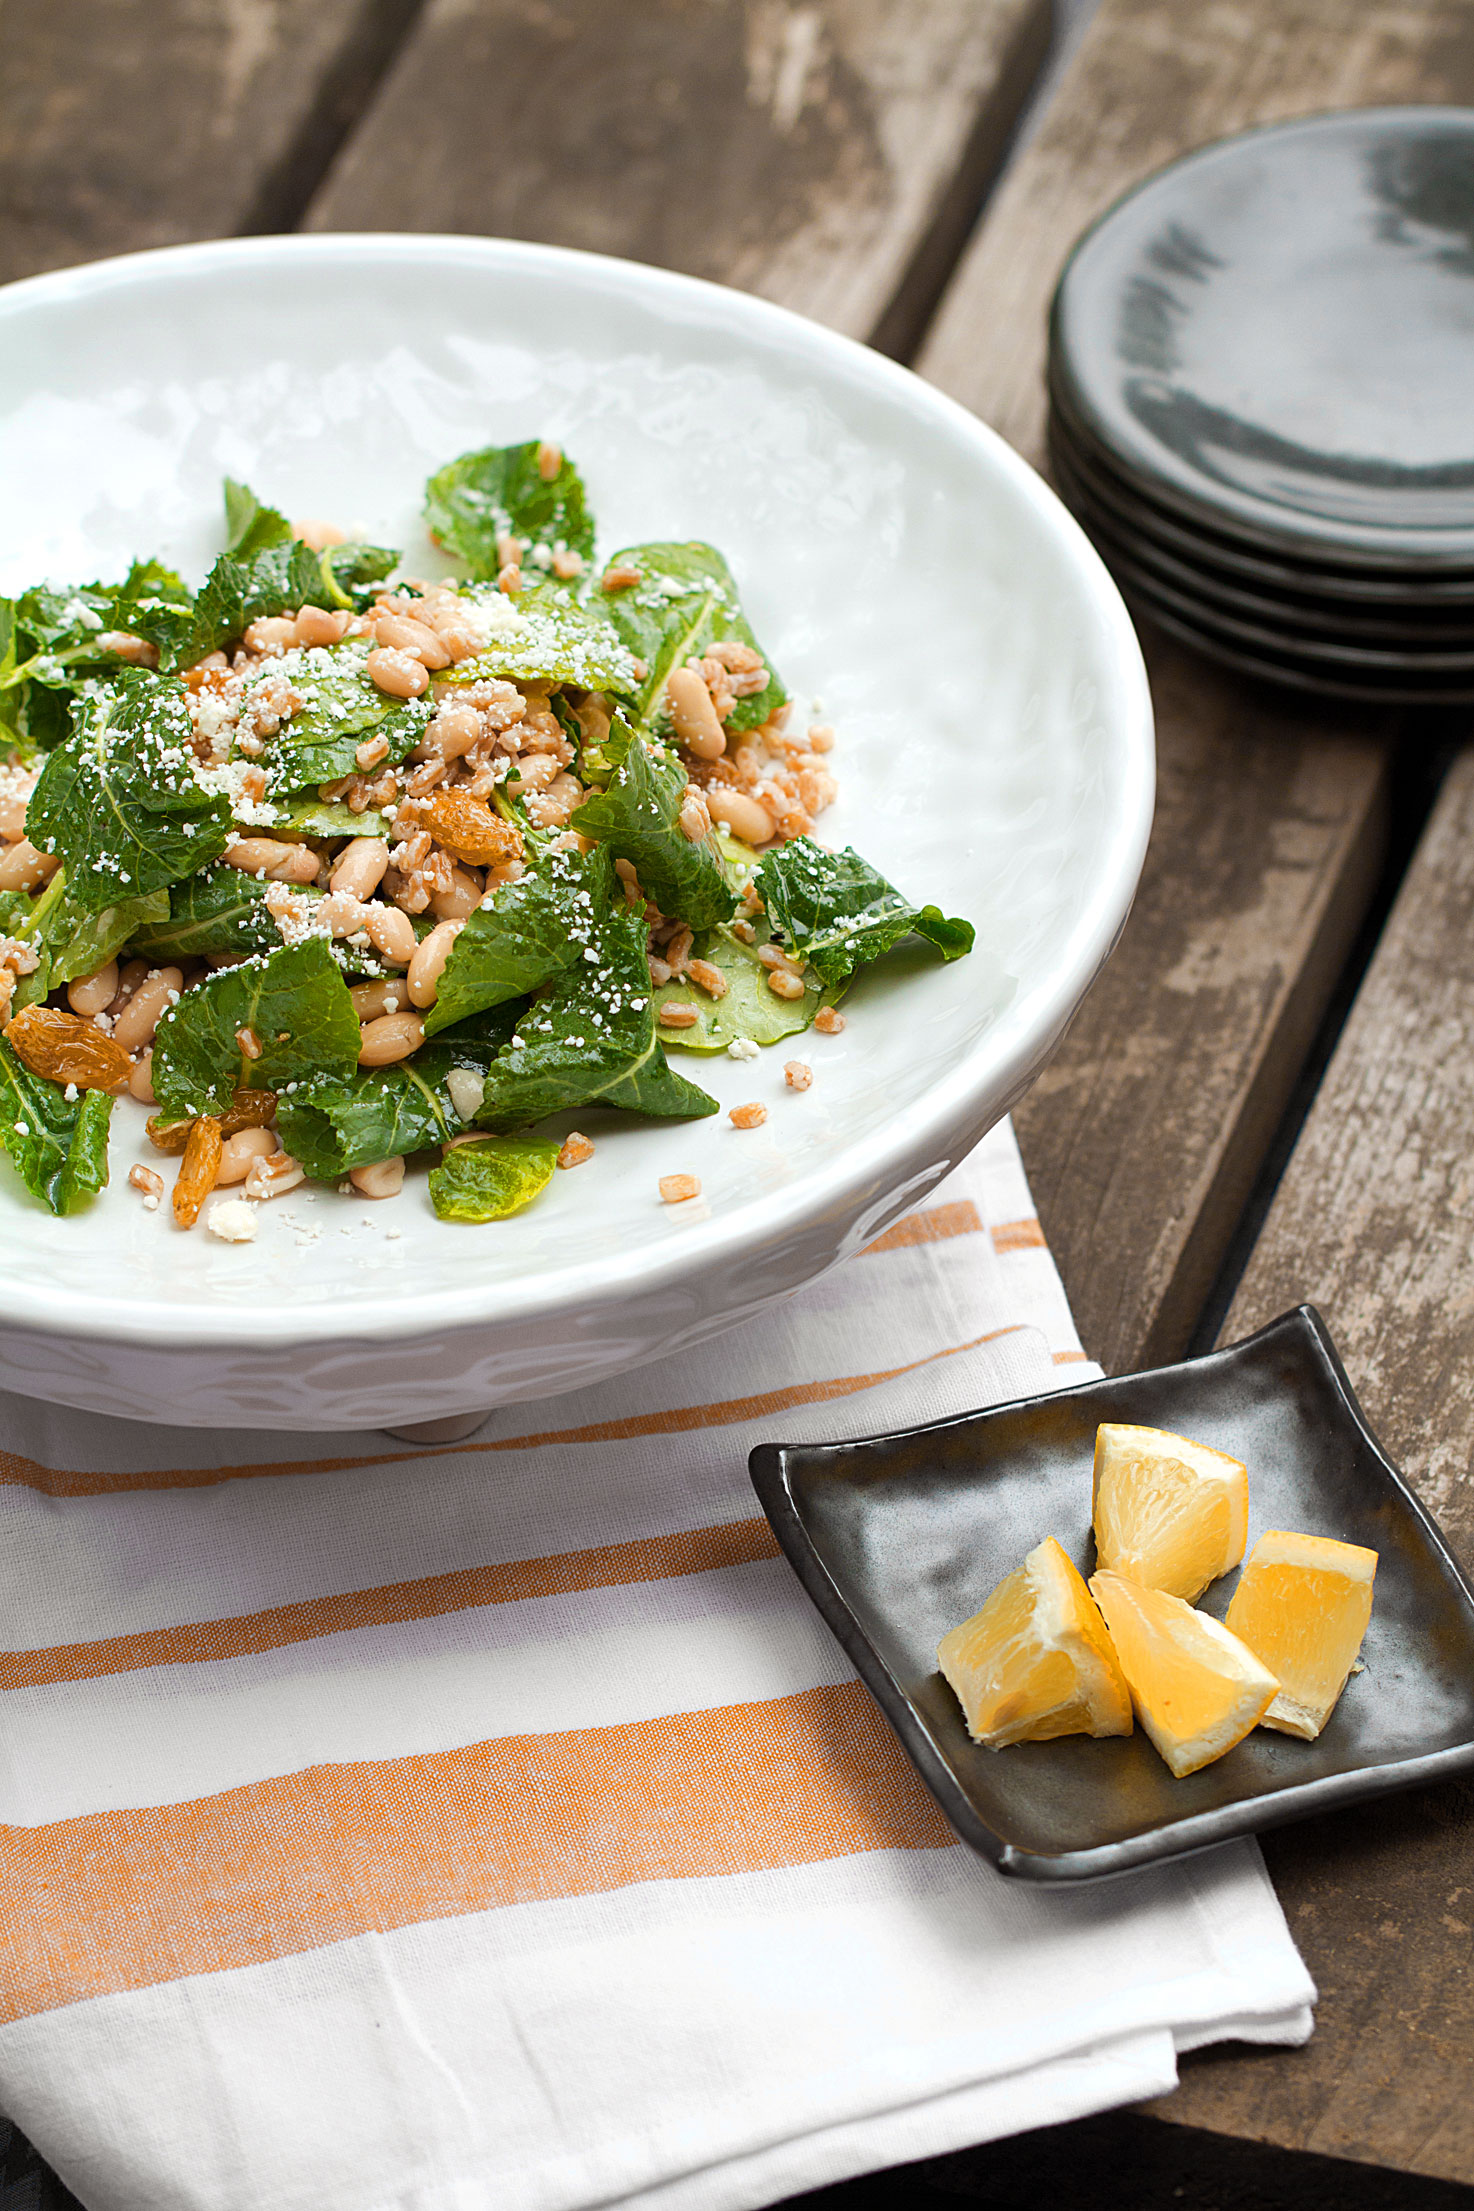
[223,838,320,884]
[349,1157,405,1199]
[706,787,775,845]
[364,903,418,966]
[0,840,59,893]
[666,666,726,760]
[406,919,464,1008]
[216,1128,279,1185]
[67,960,119,1018]
[358,1011,425,1065]
[112,968,184,1051]
[329,837,391,900]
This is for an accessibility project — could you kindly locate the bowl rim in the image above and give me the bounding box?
[0,231,1154,1349]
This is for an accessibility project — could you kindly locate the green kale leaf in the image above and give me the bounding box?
[223,479,291,559]
[272,794,395,841]
[224,481,398,615]
[424,441,595,578]
[429,1135,559,1222]
[756,838,975,987]
[124,866,296,962]
[439,580,639,697]
[275,1011,514,1178]
[155,539,324,671]
[26,670,232,913]
[652,920,828,1051]
[475,899,718,1131]
[242,639,432,791]
[424,843,614,1038]
[150,936,361,1119]
[321,542,399,610]
[604,542,785,738]
[570,735,736,931]
[7,868,170,1009]
[0,1036,112,1215]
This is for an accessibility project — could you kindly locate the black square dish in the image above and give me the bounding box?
[749,1308,1474,1881]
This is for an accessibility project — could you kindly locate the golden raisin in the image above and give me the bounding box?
[173,1117,223,1229]
[3,1005,131,1091]
[146,1115,194,1155]
[420,789,525,867]
[220,1087,277,1138]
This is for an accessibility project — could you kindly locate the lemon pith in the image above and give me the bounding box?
[1088,1569,1278,1778]
[937,1536,1133,1750]
[1223,1529,1377,1739]
[1092,1423,1249,1601]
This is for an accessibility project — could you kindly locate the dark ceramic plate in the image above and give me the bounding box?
[1048,413,1474,638]
[750,1308,1474,1881]
[1048,386,1474,606]
[1117,585,1474,705]
[1050,109,1474,567]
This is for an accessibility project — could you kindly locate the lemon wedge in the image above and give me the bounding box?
[1088,1569,1278,1777]
[938,1536,1133,1749]
[1224,1529,1377,1739]
[1092,1423,1248,1601]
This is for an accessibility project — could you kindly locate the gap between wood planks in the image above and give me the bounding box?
[235,0,433,239]
[1187,726,1464,1360]
[866,0,1090,361]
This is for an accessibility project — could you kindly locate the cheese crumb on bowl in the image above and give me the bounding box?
[205,1198,259,1243]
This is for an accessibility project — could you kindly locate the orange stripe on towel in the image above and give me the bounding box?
[990,1218,1046,1254]
[0,1324,1028,1498]
[0,1681,955,2023]
[862,1201,983,1253]
[0,1519,782,1690]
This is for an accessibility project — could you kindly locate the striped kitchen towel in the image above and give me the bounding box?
[0,1119,1313,2211]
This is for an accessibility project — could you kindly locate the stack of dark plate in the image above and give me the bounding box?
[1046,107,1474,703]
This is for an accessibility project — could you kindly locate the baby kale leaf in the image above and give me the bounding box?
[475,898,717,1131]
[0,1036,112,1215]
[425,843,614,1037]
[652,920,829,1051]
[424,441,596,578]
[26,670,232,913]
[603,542,785,739]
[570,737,736,932]
[756,838,975,988]
[429,1136,559,1222]
[150,936,361,1119]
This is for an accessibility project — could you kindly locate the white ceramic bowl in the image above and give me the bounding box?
[0,236,1152,1431]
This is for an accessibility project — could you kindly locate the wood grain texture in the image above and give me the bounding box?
[920,0,1474,472]
[305,0,1051,345]
[1225,750,1474,1564]
[911,0,1474,1370]
[1012,632,1390,1373]
[0,0,425,285]
[1138,766,1474,2180]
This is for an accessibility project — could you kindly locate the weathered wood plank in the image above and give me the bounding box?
[1143,823,1474,2189]
[920,0,1474,473]
[912,0,1474,2182]
[305,0,1051,346]
[912,0,1474,1371]
[1011,636,1389,1373]
[1223,750,1474,1572]
[1148,752,1474,2184]
[0,0,423,285]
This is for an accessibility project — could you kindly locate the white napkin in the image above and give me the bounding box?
[0,1120,1313,2211]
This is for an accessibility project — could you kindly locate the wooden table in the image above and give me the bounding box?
[1,3,1471,2206]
